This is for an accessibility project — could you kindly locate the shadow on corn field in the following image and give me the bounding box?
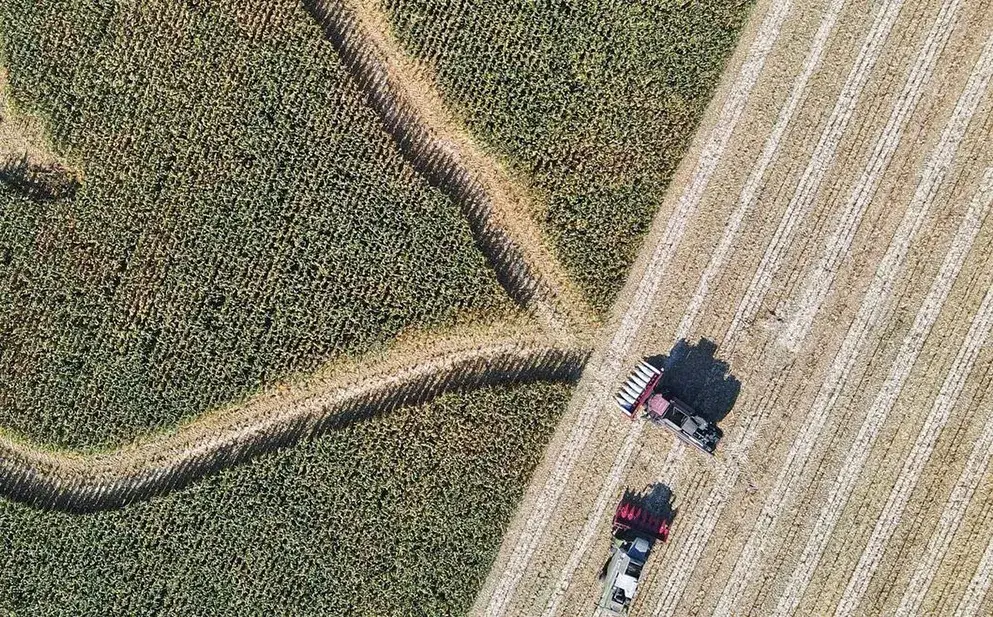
[0,344,589,514]
[647,338,740,425]
[0,153,79,201]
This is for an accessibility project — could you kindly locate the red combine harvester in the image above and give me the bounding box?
[598,493,671,616]
[614,359,722,455]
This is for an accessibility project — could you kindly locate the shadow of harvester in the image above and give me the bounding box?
[646,338,740,425]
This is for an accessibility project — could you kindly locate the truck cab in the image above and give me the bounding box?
[599,535,651,615]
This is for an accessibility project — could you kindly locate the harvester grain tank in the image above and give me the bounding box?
[614,359,722,454]
[598,494,671,616]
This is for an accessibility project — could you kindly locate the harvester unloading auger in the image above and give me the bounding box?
[614,359,722,455]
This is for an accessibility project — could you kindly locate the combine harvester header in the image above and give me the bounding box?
[614,358,722,455]
[598,492,672,616]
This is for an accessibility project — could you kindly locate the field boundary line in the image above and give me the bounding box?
[0,325,589,512]
[475,0,795,613]
[836,216,993,616]
[721,0,904,353]
[543,0,851,608]
[770,163,993,617]
[710,27,993,616]
[304,0,597,336]
[778,0,962,350]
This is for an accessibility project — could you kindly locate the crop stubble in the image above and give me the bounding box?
[477,0,993,614]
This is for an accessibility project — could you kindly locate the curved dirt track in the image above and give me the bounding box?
[304,0,595,335]
[475,0,993,614]
[0,328,588,513]
[0,0,599,511]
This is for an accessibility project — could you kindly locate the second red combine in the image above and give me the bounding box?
[614,359,722,455]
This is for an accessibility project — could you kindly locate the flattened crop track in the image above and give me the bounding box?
[475,0,993,614]
[0,330,587,513]
[0,0,598,511]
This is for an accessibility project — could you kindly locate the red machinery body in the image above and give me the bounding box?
[612,496,670,542]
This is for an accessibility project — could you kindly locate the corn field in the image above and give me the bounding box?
[0,383,570,616]
[0,0,751,614]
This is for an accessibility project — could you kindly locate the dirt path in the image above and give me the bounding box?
[305,0,596,336]
[0,0,601,512]
[0,323,587,512]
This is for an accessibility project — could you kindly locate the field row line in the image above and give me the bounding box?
[674,0,847,343]
[0,326,589,512]
[710,21,993,616]
[954,485,993,617]
[721,0,904,355]
[778,0,962,350]
[477,0,796,612]
[896,373,993,615]
[304,0,597,337]
[837,222,993,617]
[772,164,993,617]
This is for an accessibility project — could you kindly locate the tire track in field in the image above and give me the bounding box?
[537,2,848,612]
[709,30,993,616]
[0,329,588,512]
[954,509,993,617]
[721,0,904,354]
[769,166,993,617]
[777,0,962,351]
[647,0,908,611]
[895,372,993,616]
[477,0,795,612]
[833,176,993,617]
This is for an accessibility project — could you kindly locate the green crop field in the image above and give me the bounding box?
[0,0,752,614]
[382,0,753,311]
[0,383,570,616]
[0,0,511,449]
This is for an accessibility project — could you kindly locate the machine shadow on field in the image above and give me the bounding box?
[646,338,740,425]
[627,482,676,523]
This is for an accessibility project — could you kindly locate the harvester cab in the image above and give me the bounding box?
[598,493,671,616]
[614,359,722,454]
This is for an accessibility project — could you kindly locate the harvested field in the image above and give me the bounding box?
[476,0,993,615]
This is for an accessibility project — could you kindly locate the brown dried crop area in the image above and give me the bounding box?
[477,0,993,614]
